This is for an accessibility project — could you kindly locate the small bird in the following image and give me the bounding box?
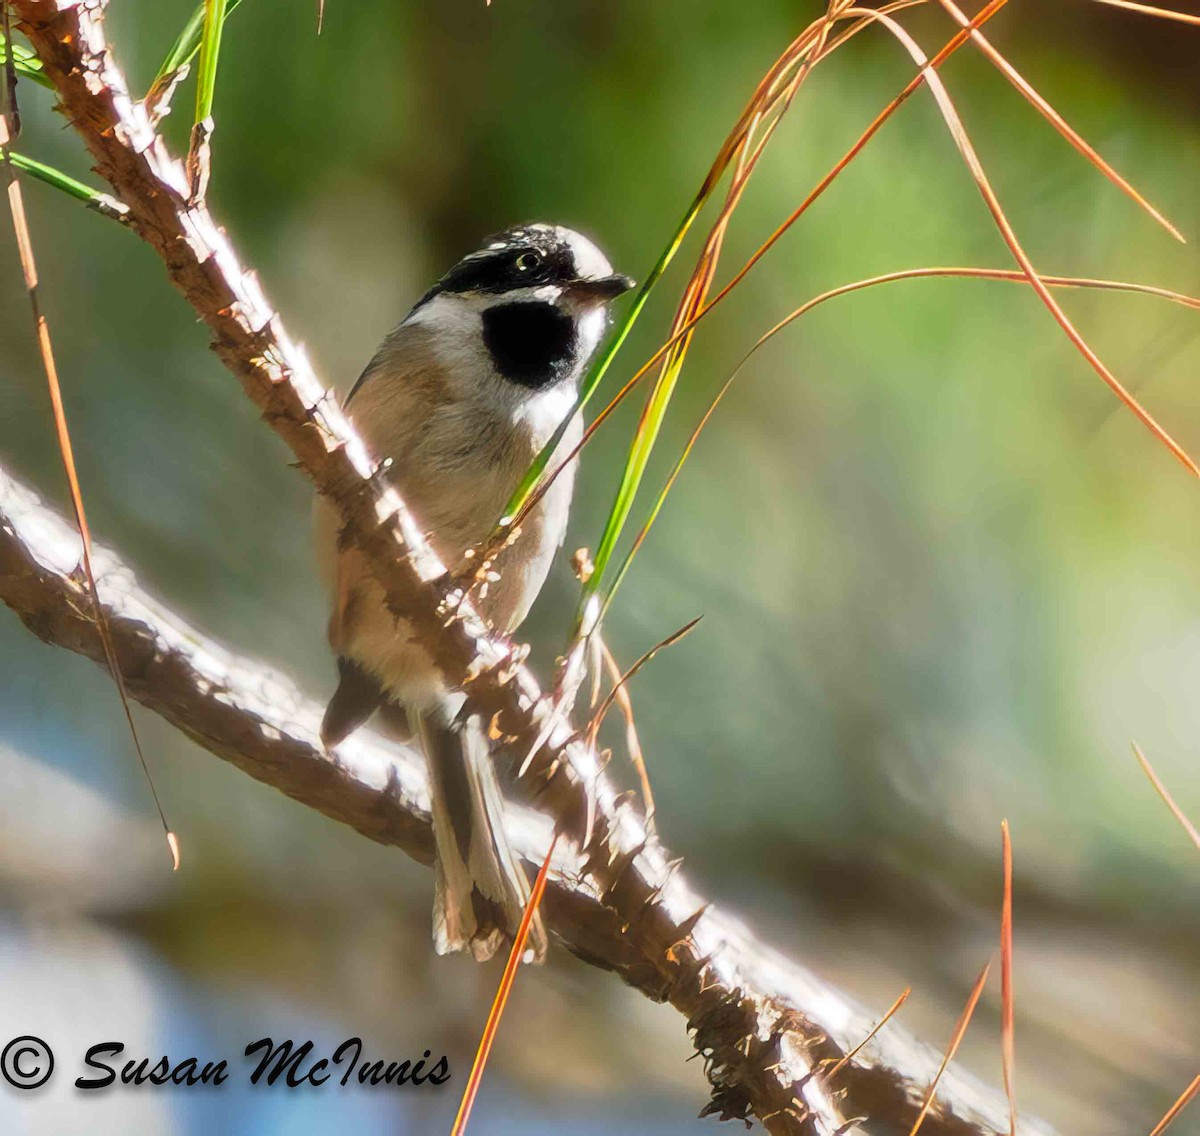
[315,223,633,962]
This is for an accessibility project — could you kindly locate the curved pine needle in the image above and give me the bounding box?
[746,268,1200,360]
[597,267,1199,619]
[495,3,855,541]
[449,836,557,1136]
[854,6,1199,477]
[1132,742,1200,852]
[0,34,177,869]
[817,0,930,59]
[507,0,1012,542]
[585,24,832,599]
[935,0,1183,242]
[909,962,992,1136]
[493,6,846,534]
[581,0,932,613]
[1092,0,1200,24]
[585,616,701,750]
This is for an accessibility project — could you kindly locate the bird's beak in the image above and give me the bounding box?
[568,273,636,302]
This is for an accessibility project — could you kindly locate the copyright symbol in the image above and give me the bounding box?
[2,1037,54,1089]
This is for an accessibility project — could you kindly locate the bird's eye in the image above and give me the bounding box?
[515,251,542,272]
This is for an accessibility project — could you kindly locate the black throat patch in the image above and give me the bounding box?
[481,301,577,390]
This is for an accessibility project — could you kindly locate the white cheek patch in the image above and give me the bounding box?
[401,278,605,424]
[575,307,606,360]
[404,291,480,333]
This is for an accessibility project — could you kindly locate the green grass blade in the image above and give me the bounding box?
[494,189,708,531]
[598,362,744,625]
[579,86,806,620]
[9,151,101,203]
[1,33,52,90]
[494,58,800,539]
[152,0,241,95]
[156,5,207,86]
[7,150,127,219]
[591,257,1200,622]
[581,330,691,616]
[194,0,229,124]
[578,190,706,415]
[1,35,127,219]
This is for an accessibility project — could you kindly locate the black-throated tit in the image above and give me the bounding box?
[315,223,633,962]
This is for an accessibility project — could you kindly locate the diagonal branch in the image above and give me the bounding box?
[0,462,1053,1136]
[5,2,1055,1132]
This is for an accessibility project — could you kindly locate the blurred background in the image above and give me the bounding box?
[1,0,1198,1132]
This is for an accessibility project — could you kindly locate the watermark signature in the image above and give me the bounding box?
[1,1036,451,1092]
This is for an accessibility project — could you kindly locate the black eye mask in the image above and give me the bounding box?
[416,226,580,306]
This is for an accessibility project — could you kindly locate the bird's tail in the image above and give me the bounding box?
[321,656,385,750]
[417,707,548,964]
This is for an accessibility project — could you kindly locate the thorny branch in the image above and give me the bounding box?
[0,465,1051,1136]
[3,2,1055,1133]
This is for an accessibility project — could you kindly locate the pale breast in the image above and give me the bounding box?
[315,324,580,706]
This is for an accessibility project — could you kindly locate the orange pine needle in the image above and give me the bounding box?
[732,268,1200,387]
[824,986,912,1083]
[615,266,1200,612]
[569,0,1197,516]
[0,30,177,869]
[1000,820,1016,1136]
[1148,1073,1200,1136]
[449,835,557,1136]
[1132,743,1200,852]
[703,0,1013,331]
[860,6,1200,478]
[586,616,701,748]
[1092,0,1200,24]
[908,962,991,1136]
[935,0,1184,242]
[510,0,1011,534]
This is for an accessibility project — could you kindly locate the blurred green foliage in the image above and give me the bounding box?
[1,2,1198,1134]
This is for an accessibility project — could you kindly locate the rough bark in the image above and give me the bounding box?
[2,3,1054,1133]
[0,471,1047,1136]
